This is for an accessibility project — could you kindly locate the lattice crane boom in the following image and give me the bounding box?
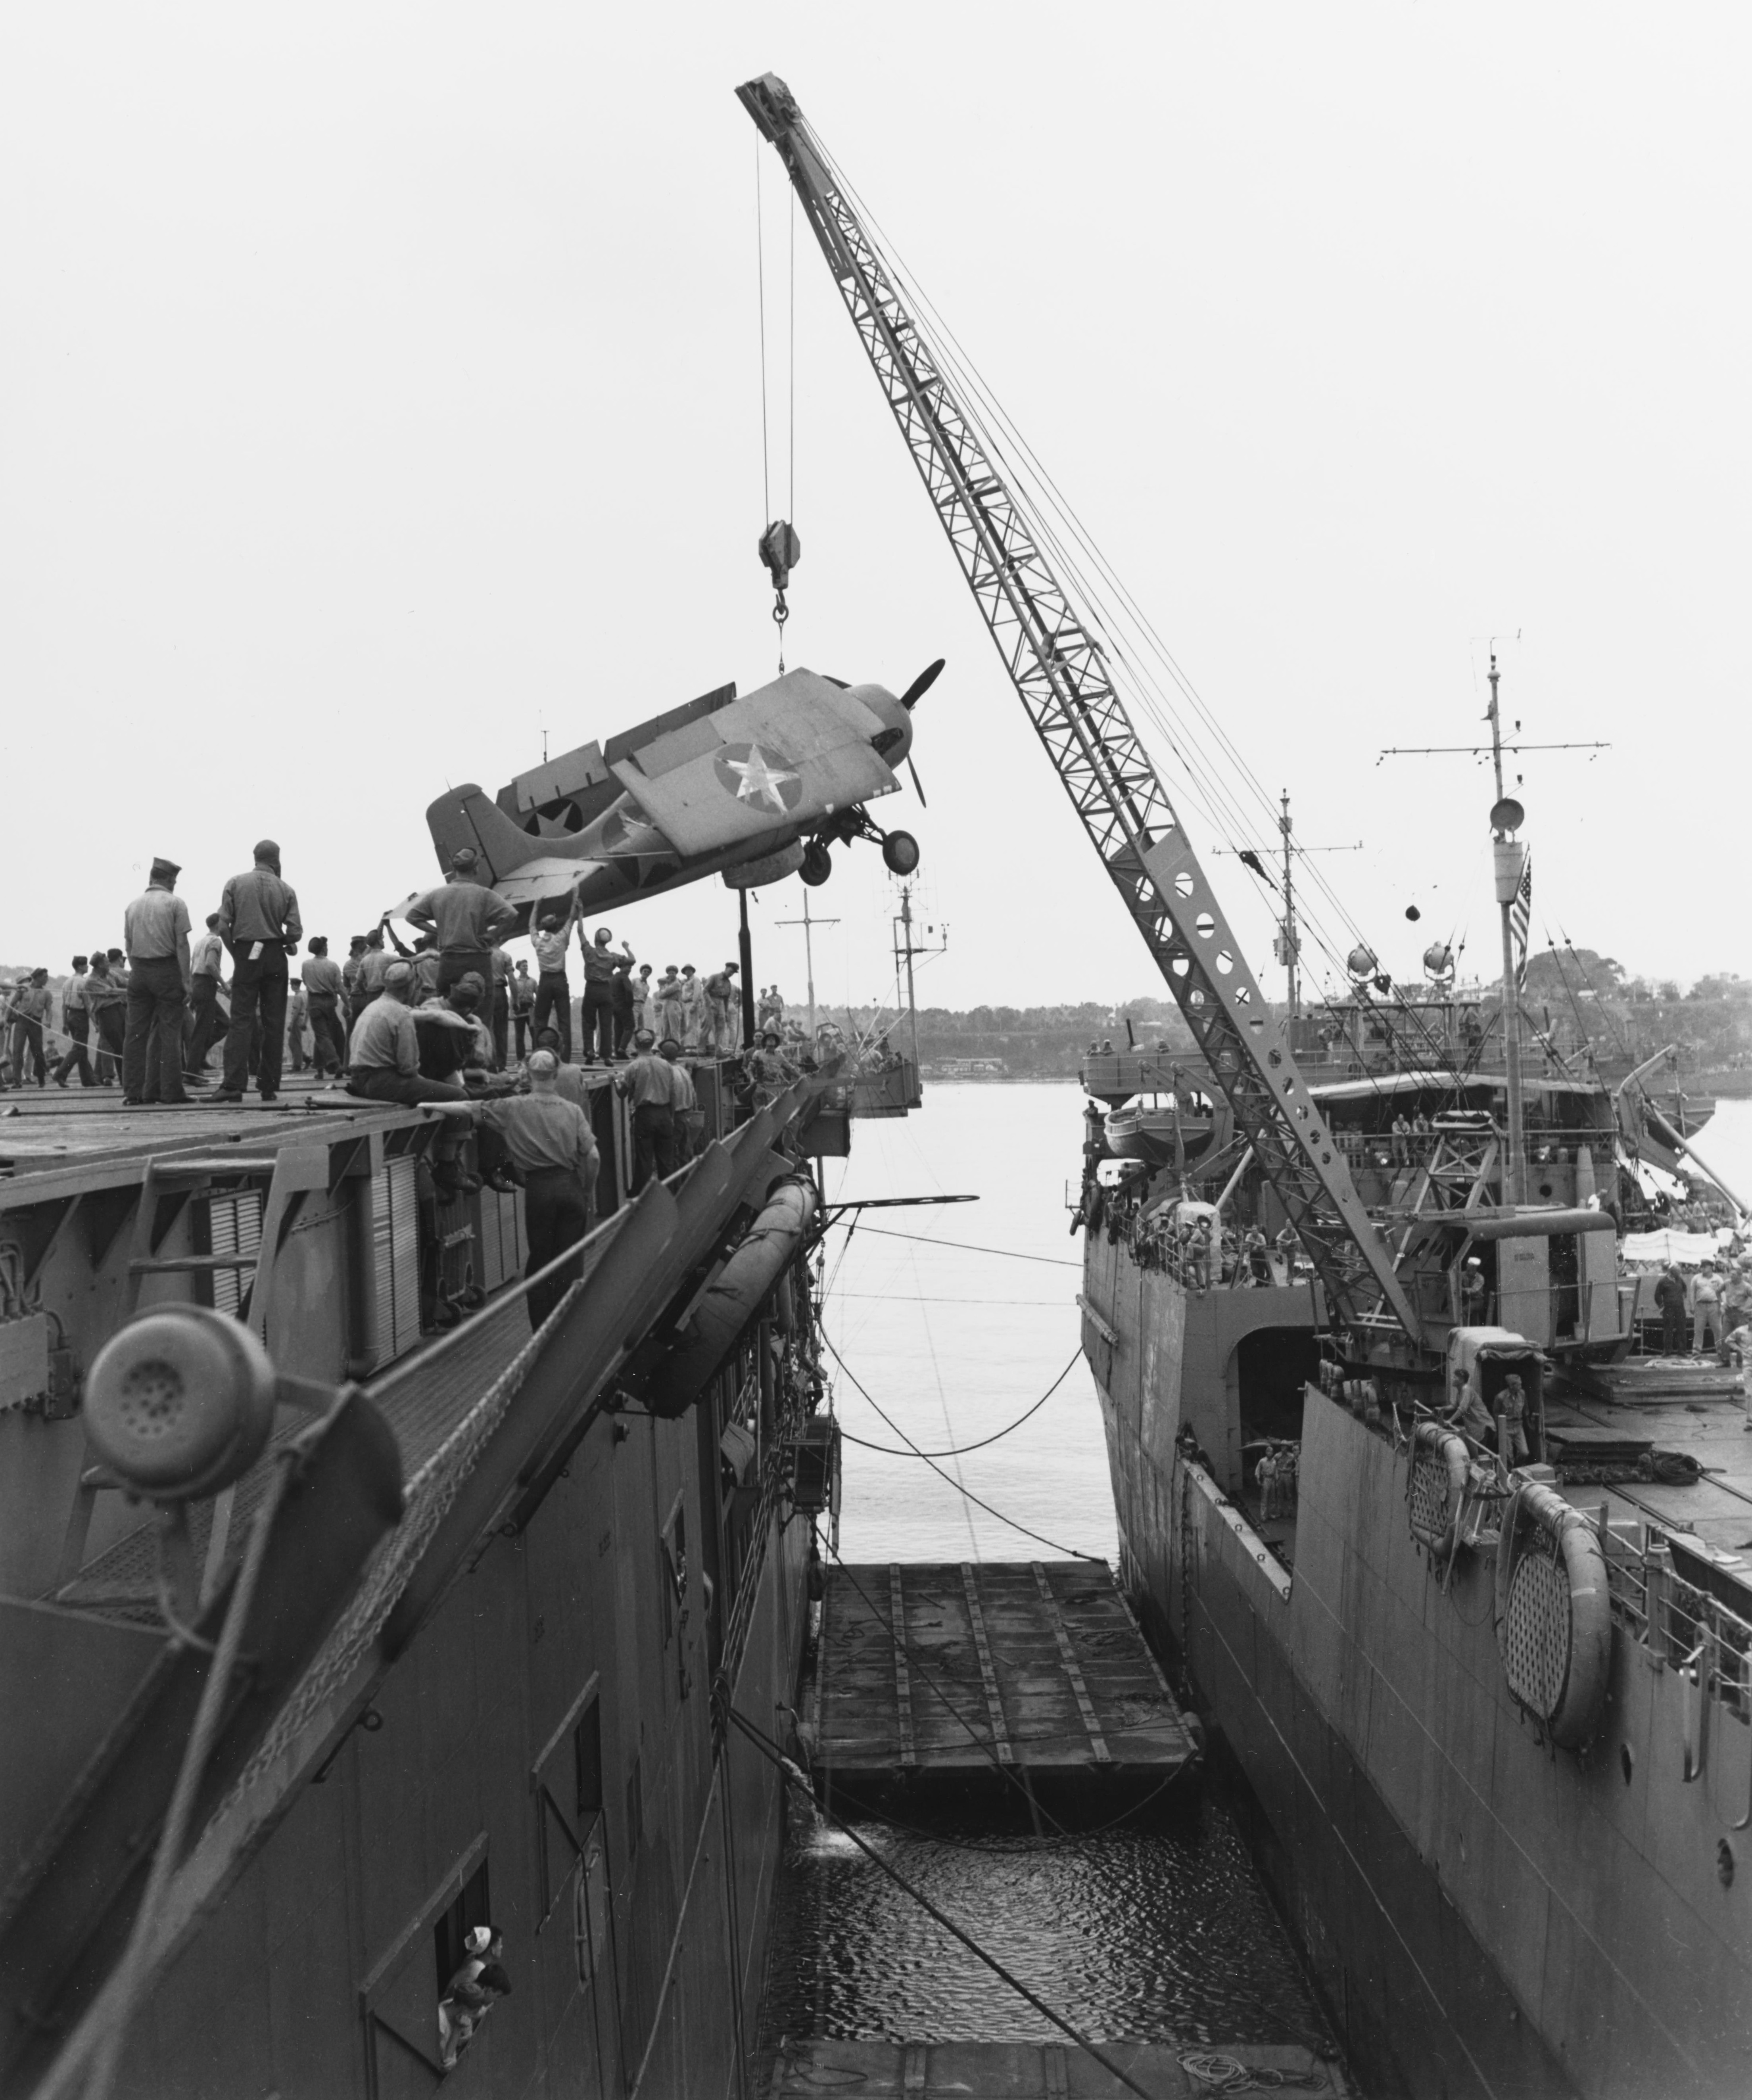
[739,73,1420,1341]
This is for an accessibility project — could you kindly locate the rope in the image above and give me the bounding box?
[729,1711,1166,2100]
[821,1332,1103,1561]
[1179,2050,1328,2093]
[835,1222,1082,1269]
[833,1347,1080,1457]
[41,1453,296,2100]
[755,138,770,525]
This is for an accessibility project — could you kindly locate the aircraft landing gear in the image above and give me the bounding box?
[881,829,920,876]
[799,840,833,886]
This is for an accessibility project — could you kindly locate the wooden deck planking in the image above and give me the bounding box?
[814,1561,1196,1779]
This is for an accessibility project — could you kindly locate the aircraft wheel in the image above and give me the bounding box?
[881,829,921,876]
[800,841,833,886]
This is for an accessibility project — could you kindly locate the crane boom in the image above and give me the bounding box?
[739,73,1418,1340]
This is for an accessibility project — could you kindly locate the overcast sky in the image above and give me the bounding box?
[3,7,1746,1016]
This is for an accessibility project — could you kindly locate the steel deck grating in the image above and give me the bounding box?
[813,1561,1196,1779]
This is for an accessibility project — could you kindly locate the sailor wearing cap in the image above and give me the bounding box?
[213,840,303,1103]
[343,961,472,1105]
[480,1049,599,1329]
[121,855,192,1105]
[406,847,518,999]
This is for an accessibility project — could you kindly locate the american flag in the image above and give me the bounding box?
[1511,850,1533,989]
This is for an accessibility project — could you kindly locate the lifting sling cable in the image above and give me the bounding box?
[738,74,1419,1341]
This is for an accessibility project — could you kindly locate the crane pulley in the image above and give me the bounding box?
[738,71,1423,1346]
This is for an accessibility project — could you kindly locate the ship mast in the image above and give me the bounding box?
[1485,652,1528,1206]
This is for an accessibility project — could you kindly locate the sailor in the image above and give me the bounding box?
[1654,1263,1688,1355]
[341,935,368,1020]
[6,968,52,1089]
[1257,1446,1279,1520]
[438,1927,495,2071]
[1412,1110,1432,1150]
[122,856,193,1105]
[610,953,637,1059]
[406,847,518,995]
[510,958,536,1061]
[678,964,705,1051]
[301,938,347,1078]
[1719,1262,1752,1369]
[529,1026,587,1110]
[1692,1262,1723,1357]
[1460,1257,1487,1322]
[489,942,514,1068]
[1391,1112,1412,1166]
[629,961,654,1040]
[344,962,471,1105]
[1497,1372,1531,1465]
[1453,1369,1495,1445]
[284,977,309,1072]
[52,957,96,1088]
[480,1050,599,1329]
[1189,1215,1212,1293]
[85,951,127,1084]
[530,899,576,1062]
[415,974,495,1084]
[653,965,685,1045]
[700,963,735,1056]
[183,913,227,1076]
[355,923,396,1016]
[214,839,301,1104]
[614,1028,677,1188]
[580,926,635,1062]
[663,1034,700,1160]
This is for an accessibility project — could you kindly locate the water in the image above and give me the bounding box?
[764,1085,1752,2057]
[758,1082,1334,2055]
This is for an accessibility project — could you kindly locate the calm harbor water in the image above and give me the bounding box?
[760,1083,1752,2058]
[758,1082,1336,2056]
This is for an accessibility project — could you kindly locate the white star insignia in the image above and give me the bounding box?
[724,744,798,812]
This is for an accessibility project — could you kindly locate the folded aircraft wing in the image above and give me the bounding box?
[608,667,898,857]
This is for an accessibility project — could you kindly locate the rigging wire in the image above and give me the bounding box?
[839,1222,1082,1268]
[802,120,1445,1032]
[754,142,771,527]
[821,1331,1103,1561]
[831,1348,1080,1457]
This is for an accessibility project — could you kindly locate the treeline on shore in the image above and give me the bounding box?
[825,952,1752,1080]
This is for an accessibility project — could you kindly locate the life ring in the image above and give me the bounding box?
[1495,1482,1611,1750]
[1409,1421,1470,1562]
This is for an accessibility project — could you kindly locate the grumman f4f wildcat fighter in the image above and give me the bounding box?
[420,658,940,922]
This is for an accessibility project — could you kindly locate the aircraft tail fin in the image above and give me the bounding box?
[426,786,546,887]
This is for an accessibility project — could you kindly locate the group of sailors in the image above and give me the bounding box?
[0,842,847,1112]
[1088,1179,1303,1293]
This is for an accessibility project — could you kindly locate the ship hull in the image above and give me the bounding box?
[1082,1231,1752,2100]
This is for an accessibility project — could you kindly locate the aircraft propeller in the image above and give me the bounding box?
[899,657,945,710]
[898,657,942,805]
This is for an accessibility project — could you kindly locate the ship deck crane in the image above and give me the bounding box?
[738,72,1421,1345]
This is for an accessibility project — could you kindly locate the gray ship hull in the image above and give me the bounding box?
[1082,1233,1752,2100]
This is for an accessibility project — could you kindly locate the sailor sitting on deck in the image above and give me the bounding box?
[344,962,472,1105]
